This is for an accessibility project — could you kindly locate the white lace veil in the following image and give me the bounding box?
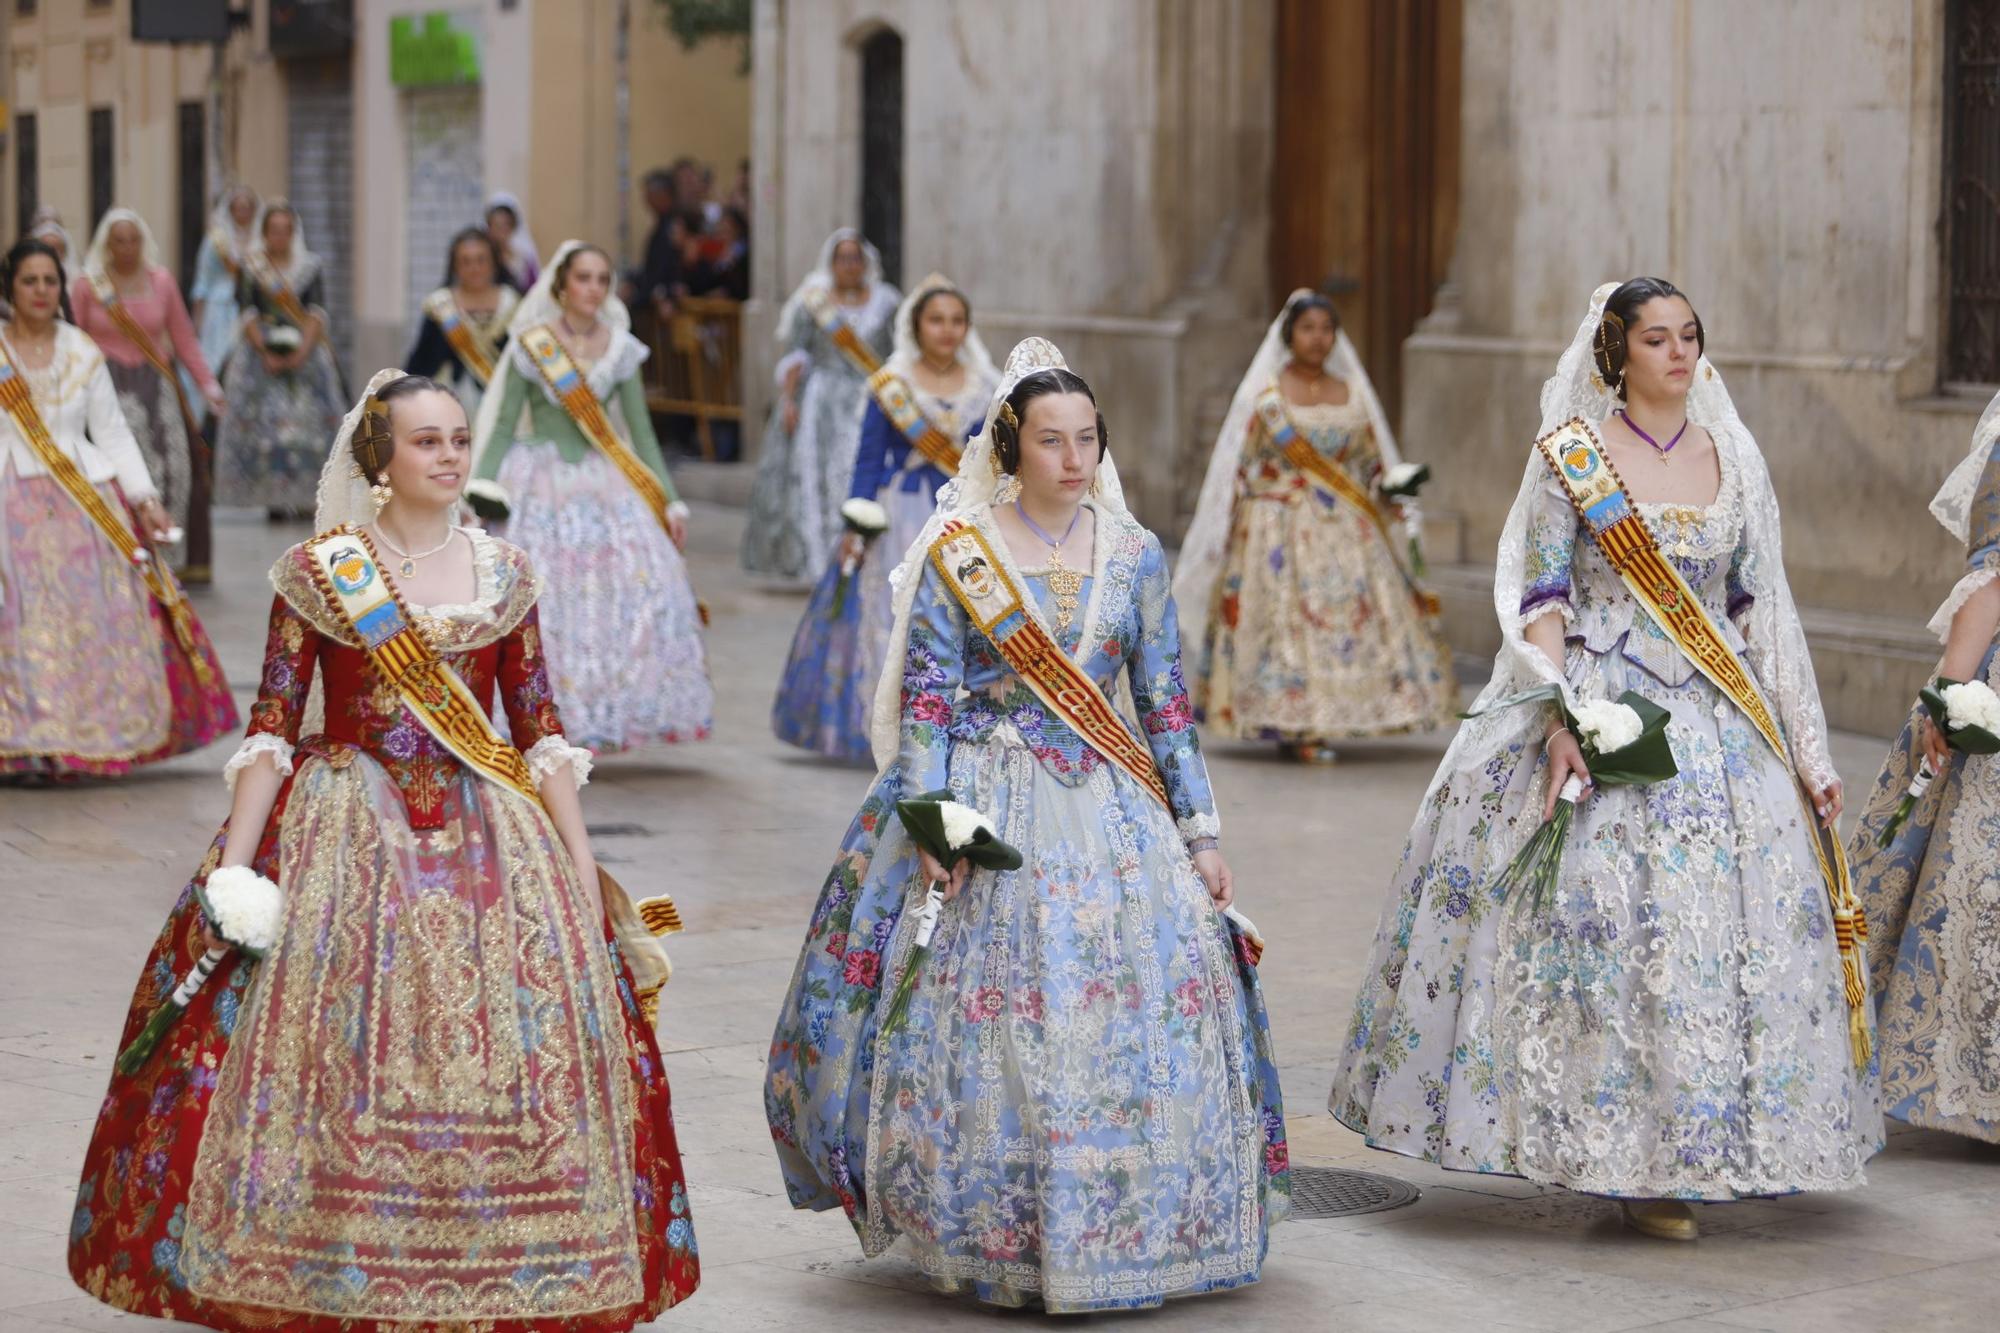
[485,190,542,274]
[867,336,1133,768]
[467,238,633,481]
[210,186,258,257]
[82,208,163,285]
[1173,289,1402,646]
[887,272,996,381]
[314,367,415,533]
[775,228,884,346]
[1928,388,2000,545]
[248,198,320,291]
[1465,280,1836,789]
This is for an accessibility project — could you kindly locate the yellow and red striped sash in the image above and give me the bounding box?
[803,284,884,379]
[517,325,672,526]
[0,336,211,682]
[88,272,207,442]
[423,288,501,386]
[1535,417,1870,1066]
[927,519,1172,809]
[1254,386,1438,616]
[868,366,961,476]
[247,253,312,329]
[305,527,681,1018]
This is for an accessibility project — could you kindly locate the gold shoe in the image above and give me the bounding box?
[1621,1199,1698,1241]
[178,564,212,586]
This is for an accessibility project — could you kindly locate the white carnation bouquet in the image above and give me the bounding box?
[115,865,284,1074]
[830,498,889,618]
[1380,461,1432,576]
[1877,676,2000,845]
[263,323,302,354]
[878,790,1023,1035]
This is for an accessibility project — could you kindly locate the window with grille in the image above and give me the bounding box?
[89,107,114,230]
[1945,0,2000,385]
[178,101,206,288]
[14,112,38,239]
[859,28,903,288]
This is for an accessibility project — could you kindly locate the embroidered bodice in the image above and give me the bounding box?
[895,506,1219,841]
[230,529,585,829]
[779,286,898,387]
[1242,395,1379,502]
[1520,444,1756,689]
[849,371,1000,500]
[0,322,155,500]
[473,330,679,502]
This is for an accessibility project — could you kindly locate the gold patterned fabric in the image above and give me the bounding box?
[180,752,646,1318]
[1194,399,1456,741]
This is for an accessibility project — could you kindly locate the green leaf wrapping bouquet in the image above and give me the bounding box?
[1876,676,2000,846]
[878,790,1024,1036]
[1464,685,1680,916]
[115,865,284,1075]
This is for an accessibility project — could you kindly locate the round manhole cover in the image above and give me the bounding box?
[1289,1166,1421,1219]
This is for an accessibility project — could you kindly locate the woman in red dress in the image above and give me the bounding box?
[67,371,700,1329]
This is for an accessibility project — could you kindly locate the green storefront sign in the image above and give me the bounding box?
[390,12,481,88]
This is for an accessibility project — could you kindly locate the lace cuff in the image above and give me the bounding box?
[774,348,810,390]
[524,735,593,789]
[667,500,691,523]
[1178,812,1221,843]
[223,734,294,791]
[1928,563,2000,641]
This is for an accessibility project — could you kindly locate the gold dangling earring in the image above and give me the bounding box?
[995,473,1022,505]
[369,477,393,513]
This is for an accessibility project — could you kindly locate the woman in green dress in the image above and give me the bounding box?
[469,239,712,753]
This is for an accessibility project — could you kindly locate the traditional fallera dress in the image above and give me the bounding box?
[0,321,236,777]
[742,229,900,582]
[1177,300,1455,746]
[67,527,700,1330]
[773,276,999,762]
[188,200,254,390]
[73,210,224,575]
[1328,285,1882,1200]
[213,239,346,513]
[472,241,711,753]
[767,338,1288,1312]
[405,283,519,423]
[1847,398,2000,1142]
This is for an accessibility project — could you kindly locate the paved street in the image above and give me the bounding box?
[3,503,1997,1332]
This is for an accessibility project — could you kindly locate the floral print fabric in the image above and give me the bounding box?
[1329,449,1882,1198]
[766,505,1287,1311]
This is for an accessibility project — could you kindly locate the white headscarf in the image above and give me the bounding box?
[1928,389,2000,547]
[210,185,259,261]
[248,199,321,291]
[313,367,412,533]
[484,190,541,276]
[82,208,163,286]
[467,239,633,481]
[887,271,997,381]
[1173,289,1402,646]
[775,228,884,346]
[867,336,1134,767]
[1454,280,1836,791]
[28,217,74,265]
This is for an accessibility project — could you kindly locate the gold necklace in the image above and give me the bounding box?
[1016,502,1084,634]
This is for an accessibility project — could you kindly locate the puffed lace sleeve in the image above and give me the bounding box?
[1928,440,2000,640]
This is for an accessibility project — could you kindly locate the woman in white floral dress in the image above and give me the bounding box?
[1329,279,1881,1240]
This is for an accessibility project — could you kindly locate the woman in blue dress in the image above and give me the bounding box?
[771,273,998,761]
[1847,390,2000,1142]
[765,338,1289,1312]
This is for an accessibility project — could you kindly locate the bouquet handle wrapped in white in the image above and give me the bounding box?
[1380,461,1432,576]
[831,498,889,619]
[115,865,284,1075]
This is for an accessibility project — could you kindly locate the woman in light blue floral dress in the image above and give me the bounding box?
[1329,280,1880,1241]
[1848,389,2000,1142]
[765,339,1288,1311]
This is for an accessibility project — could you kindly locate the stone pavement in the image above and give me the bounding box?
[3,505,1997,1332]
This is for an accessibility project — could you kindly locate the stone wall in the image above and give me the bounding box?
[1406,0,1973,735]
[745,0,1275,533]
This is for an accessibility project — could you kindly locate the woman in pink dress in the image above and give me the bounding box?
[71,208,227,582]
